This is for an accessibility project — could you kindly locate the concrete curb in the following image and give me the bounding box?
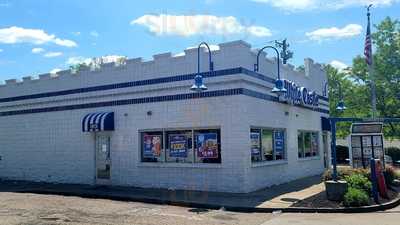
[16,188,400,214]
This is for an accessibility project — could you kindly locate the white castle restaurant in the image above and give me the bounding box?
[0,40,331,193]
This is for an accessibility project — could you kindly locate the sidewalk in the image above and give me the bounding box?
[0,175,323,210]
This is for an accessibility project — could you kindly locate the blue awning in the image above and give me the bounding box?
[82,112,114,132]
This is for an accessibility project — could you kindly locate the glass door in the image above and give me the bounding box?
[95,133,111,184]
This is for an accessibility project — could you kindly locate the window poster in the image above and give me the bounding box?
[197,133,218,159]
[274,131,284,157]
[143,135,162,158]
[251,132,261,156]
[169,134,188,158]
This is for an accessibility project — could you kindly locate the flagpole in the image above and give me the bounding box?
[367,4,377,118]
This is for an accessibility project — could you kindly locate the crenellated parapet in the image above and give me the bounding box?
[0,40,327,97]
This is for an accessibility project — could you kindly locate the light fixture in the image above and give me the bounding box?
[190,42,213,92]
[336,100,347,112]
[254,45,287,96]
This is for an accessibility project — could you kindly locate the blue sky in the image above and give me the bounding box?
[0,0,399,82]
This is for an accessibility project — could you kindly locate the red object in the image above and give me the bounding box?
[375,160,388,198]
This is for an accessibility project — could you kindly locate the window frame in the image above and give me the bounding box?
[298,130,320,159]
[139,127,221,164]
[250,127,286,163]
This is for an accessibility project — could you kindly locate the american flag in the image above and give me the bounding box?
[364,16,372,65]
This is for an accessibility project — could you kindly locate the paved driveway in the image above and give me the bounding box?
[0,191,399,225]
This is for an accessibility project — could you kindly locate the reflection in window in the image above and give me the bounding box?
[251,128,285,162]
[298,131,319,158]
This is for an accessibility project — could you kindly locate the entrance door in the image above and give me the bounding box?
[95,133,111,185]
[322,132,329,168]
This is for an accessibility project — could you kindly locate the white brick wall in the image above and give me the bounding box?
[0,40,329,193]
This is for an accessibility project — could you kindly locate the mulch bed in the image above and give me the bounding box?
[291,187,399,208]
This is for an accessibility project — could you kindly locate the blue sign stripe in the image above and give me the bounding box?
[0,67,328,103]
[0,88,329,117]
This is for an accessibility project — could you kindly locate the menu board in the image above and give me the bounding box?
[362,136,372,147]
[169,134,188,158]
[143,135,162,158]
[350,133,385,168]
[196,133,218,159]
[373,136,382,146]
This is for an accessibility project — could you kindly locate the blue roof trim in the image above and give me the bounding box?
[0,67,328,103]
[0,88,329,117]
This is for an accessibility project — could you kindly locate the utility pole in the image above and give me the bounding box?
[275,39,293,64]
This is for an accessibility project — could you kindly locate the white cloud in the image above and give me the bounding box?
[90,31,99,37]
[306,24,362,41]
[31,47,45,54]
[0,49,3,52]
[72,31,81,36]
[252,0,398,11]
[43,51,63,58]
[131,14,272,37]
[50,68,62,74]
[0,26,77,47]
[330,60,349,71]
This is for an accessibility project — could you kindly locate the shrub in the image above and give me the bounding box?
[385,147,400,162]
[384,166,396,186]
[322,167,371,182]
[343,188,370,207]
[344,173,372,194]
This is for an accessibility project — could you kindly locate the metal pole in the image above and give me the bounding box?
[330,119,338,181]
[367,5,377,118]
[197,42,214,74]
[255,46,280,80]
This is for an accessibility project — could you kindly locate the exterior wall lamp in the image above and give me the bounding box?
[190,42,214,92]
[254,46,287,96]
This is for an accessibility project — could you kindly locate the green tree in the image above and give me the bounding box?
[327,17,400,138]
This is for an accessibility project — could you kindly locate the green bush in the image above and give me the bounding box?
[322,167,370,182]
[345,174,372,194]
[385,147,400,162]
[384,166,396,185]
[343,188,370,207]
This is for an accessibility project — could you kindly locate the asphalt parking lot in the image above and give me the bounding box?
[0,192,274,225]
[1,191,400,225]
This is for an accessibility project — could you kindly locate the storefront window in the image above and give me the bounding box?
[141,131,164,162]
[251,128,285,162]
[166,130,193,163]
[140,128,221,164]
[298,131,319,158]
[194,129,221,164]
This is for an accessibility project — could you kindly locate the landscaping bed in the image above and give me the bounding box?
[291,166,400,209]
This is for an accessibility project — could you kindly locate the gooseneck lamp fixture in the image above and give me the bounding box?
[324,81,347,112]
[190,42,214,92]
[336,82,347,112]
[254,46,287,96]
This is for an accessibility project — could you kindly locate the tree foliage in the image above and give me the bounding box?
[326,17,400,138]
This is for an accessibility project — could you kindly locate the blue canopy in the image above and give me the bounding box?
[82,112,114,132]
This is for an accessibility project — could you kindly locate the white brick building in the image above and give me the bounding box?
[0,40,331,193]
